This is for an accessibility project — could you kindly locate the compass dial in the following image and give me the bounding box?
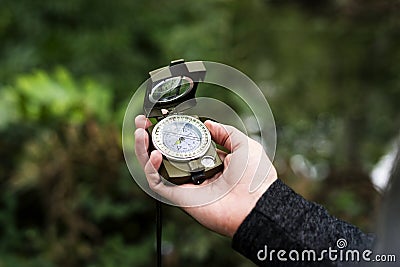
[152,115,211,161]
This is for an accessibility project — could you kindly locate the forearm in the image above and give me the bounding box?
[232,179,375,266]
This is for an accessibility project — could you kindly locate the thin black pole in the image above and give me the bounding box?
[156,200,162,267]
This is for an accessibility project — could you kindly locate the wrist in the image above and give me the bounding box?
[229,175,278,238]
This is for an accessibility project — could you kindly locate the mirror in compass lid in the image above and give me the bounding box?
[149,76,194,103]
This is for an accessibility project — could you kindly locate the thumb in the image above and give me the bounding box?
[204,120,247,152]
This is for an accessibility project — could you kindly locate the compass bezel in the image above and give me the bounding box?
[152,115,211,161]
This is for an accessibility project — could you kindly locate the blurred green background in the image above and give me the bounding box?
[1,0,399,266]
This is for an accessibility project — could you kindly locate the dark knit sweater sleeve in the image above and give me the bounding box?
[232,179,375,266]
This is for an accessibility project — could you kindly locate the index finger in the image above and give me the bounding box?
[134,115,153,168]
[135,115,152,129]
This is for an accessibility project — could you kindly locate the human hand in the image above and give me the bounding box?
[134,115,277,237]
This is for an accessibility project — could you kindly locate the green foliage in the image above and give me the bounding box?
[0,68,151,266]
[89,235,153,267]
[0,68,112,128]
